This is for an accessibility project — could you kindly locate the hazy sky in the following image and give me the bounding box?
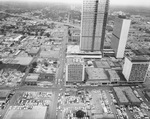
[1,0,150,7]
[110,0,150,7]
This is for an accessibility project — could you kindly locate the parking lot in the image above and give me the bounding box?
[57,87,116,119]
[105,86,150,119]
[56,85,150,119]
[13,91,52,107]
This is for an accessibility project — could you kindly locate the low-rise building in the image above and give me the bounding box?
[3,106,47,119]
[66,57,85,84]
[40,51,59,59]
[86,68,109,85]
[94,60,110,69]
[25,73,55,86]
[14,57,33,66]
[144,91,150,101]
[27,47,40,56]
[0,90,11,101]
[107,69,120,82]
[0,90,11,105]
[25,73,40,85]
[113,87,129,105]
[67,45,102,59]
[113,87,141,106]
[123,87,141,105]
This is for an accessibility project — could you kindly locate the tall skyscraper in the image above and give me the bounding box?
[80,0,109,51]
[111,18,131,58]
[122,56,149,82]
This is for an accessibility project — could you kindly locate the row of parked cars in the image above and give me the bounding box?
[0,92,14,110]
[132,89,150,119]
[9,105,34,110]
[128,105,149,119]
[15,91,52,107]
[99,90,113,114]
[108,90,129,119]
[22,91,52,99]
[16,98,50,106]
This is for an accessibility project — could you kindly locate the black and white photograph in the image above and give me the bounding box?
[0,0,150,119]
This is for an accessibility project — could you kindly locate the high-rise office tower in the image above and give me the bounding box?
[122,57,149,82]
[111,18,131,58]
[66,57,85,83]
[80,0,109,51]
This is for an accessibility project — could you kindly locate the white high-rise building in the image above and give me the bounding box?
[122,56,149,82]
[80,0,109,51]
[111,18,131,58]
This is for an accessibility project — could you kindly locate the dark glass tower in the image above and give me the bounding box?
[80,0,109,51]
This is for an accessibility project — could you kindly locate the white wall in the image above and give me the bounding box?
[116,19,131,58]
[122,57,132,81]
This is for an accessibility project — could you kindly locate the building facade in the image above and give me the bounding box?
[66,58,85,83]
[80,0,109,51]
[111,18,131,58]
[122,57,149,82]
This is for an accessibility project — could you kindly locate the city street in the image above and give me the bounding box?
[49,26,68,119]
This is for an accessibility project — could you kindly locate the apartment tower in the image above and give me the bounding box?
[111,18,131,58]
[80,0,109,51]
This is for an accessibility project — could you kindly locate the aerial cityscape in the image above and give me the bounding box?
[0,0,150,119]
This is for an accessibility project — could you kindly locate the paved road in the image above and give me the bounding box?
[50,26,68,119]
[15,26,68,119]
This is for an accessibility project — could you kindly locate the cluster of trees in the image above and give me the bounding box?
[29,61,50,73]
[29,62,37,73]
[70,10,81,21]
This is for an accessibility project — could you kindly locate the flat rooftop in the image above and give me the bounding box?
[4,106,47,119]
[67,57,84,64]
[113,87,129,104]
[107,69,120,80]
[128,56,150,62]
[14,57,33,65]
[40,51,59,59]
[38,74,55,82]
[25,73,40,82]
[86,68,108,80]
[67,45,102,55]
[95,60,110,68]
[0,90,11,99]
[145,91,150,98]
[27,47,40,54]
[122,87,140,104]
[2,57,33,65]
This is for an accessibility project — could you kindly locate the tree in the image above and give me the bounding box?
[44,62,48,67]
[46,33,50,37]
[0,61,3,64]
[29,68,34,73]
[76,110,85,119]
[32,62,37,68]
[68,29,71,36]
